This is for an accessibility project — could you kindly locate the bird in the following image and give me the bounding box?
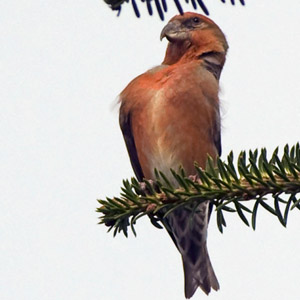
[119,12,228,298]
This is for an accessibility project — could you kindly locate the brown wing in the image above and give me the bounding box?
[214,120,222,156]
[119,103,144,182]
[201,51,223,156]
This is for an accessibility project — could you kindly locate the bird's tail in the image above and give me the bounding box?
[164,201,219,299]
[182,241,219,298]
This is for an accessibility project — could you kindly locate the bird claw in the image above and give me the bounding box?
[138,180,158,195]
[188,175,197,181]
[139,181,154,192]
[189,174,203,185]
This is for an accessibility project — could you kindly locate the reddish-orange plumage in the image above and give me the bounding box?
[119,12,228,298]
[121,63,219,178]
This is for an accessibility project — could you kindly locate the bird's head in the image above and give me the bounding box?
[161,12,228,65]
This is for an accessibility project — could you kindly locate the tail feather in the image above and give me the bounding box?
[164,201,219,298]
[183,244,219,298]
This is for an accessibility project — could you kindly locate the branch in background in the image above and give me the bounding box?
[97,143,300,236]
[103,0,245,20]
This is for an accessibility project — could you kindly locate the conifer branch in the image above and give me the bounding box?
[103,0,245,21]
[97,143,300,236]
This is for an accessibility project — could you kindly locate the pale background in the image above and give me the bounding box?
[1,1,300,299]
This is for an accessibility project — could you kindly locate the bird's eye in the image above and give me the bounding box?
[192,17,200,23]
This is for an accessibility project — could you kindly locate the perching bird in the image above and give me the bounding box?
[119,12,228,298]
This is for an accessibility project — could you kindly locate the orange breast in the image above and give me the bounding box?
[124,61,220,181]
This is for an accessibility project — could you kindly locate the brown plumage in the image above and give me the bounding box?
[119,12,228,298]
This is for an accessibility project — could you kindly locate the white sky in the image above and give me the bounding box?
[1,1,300,299]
